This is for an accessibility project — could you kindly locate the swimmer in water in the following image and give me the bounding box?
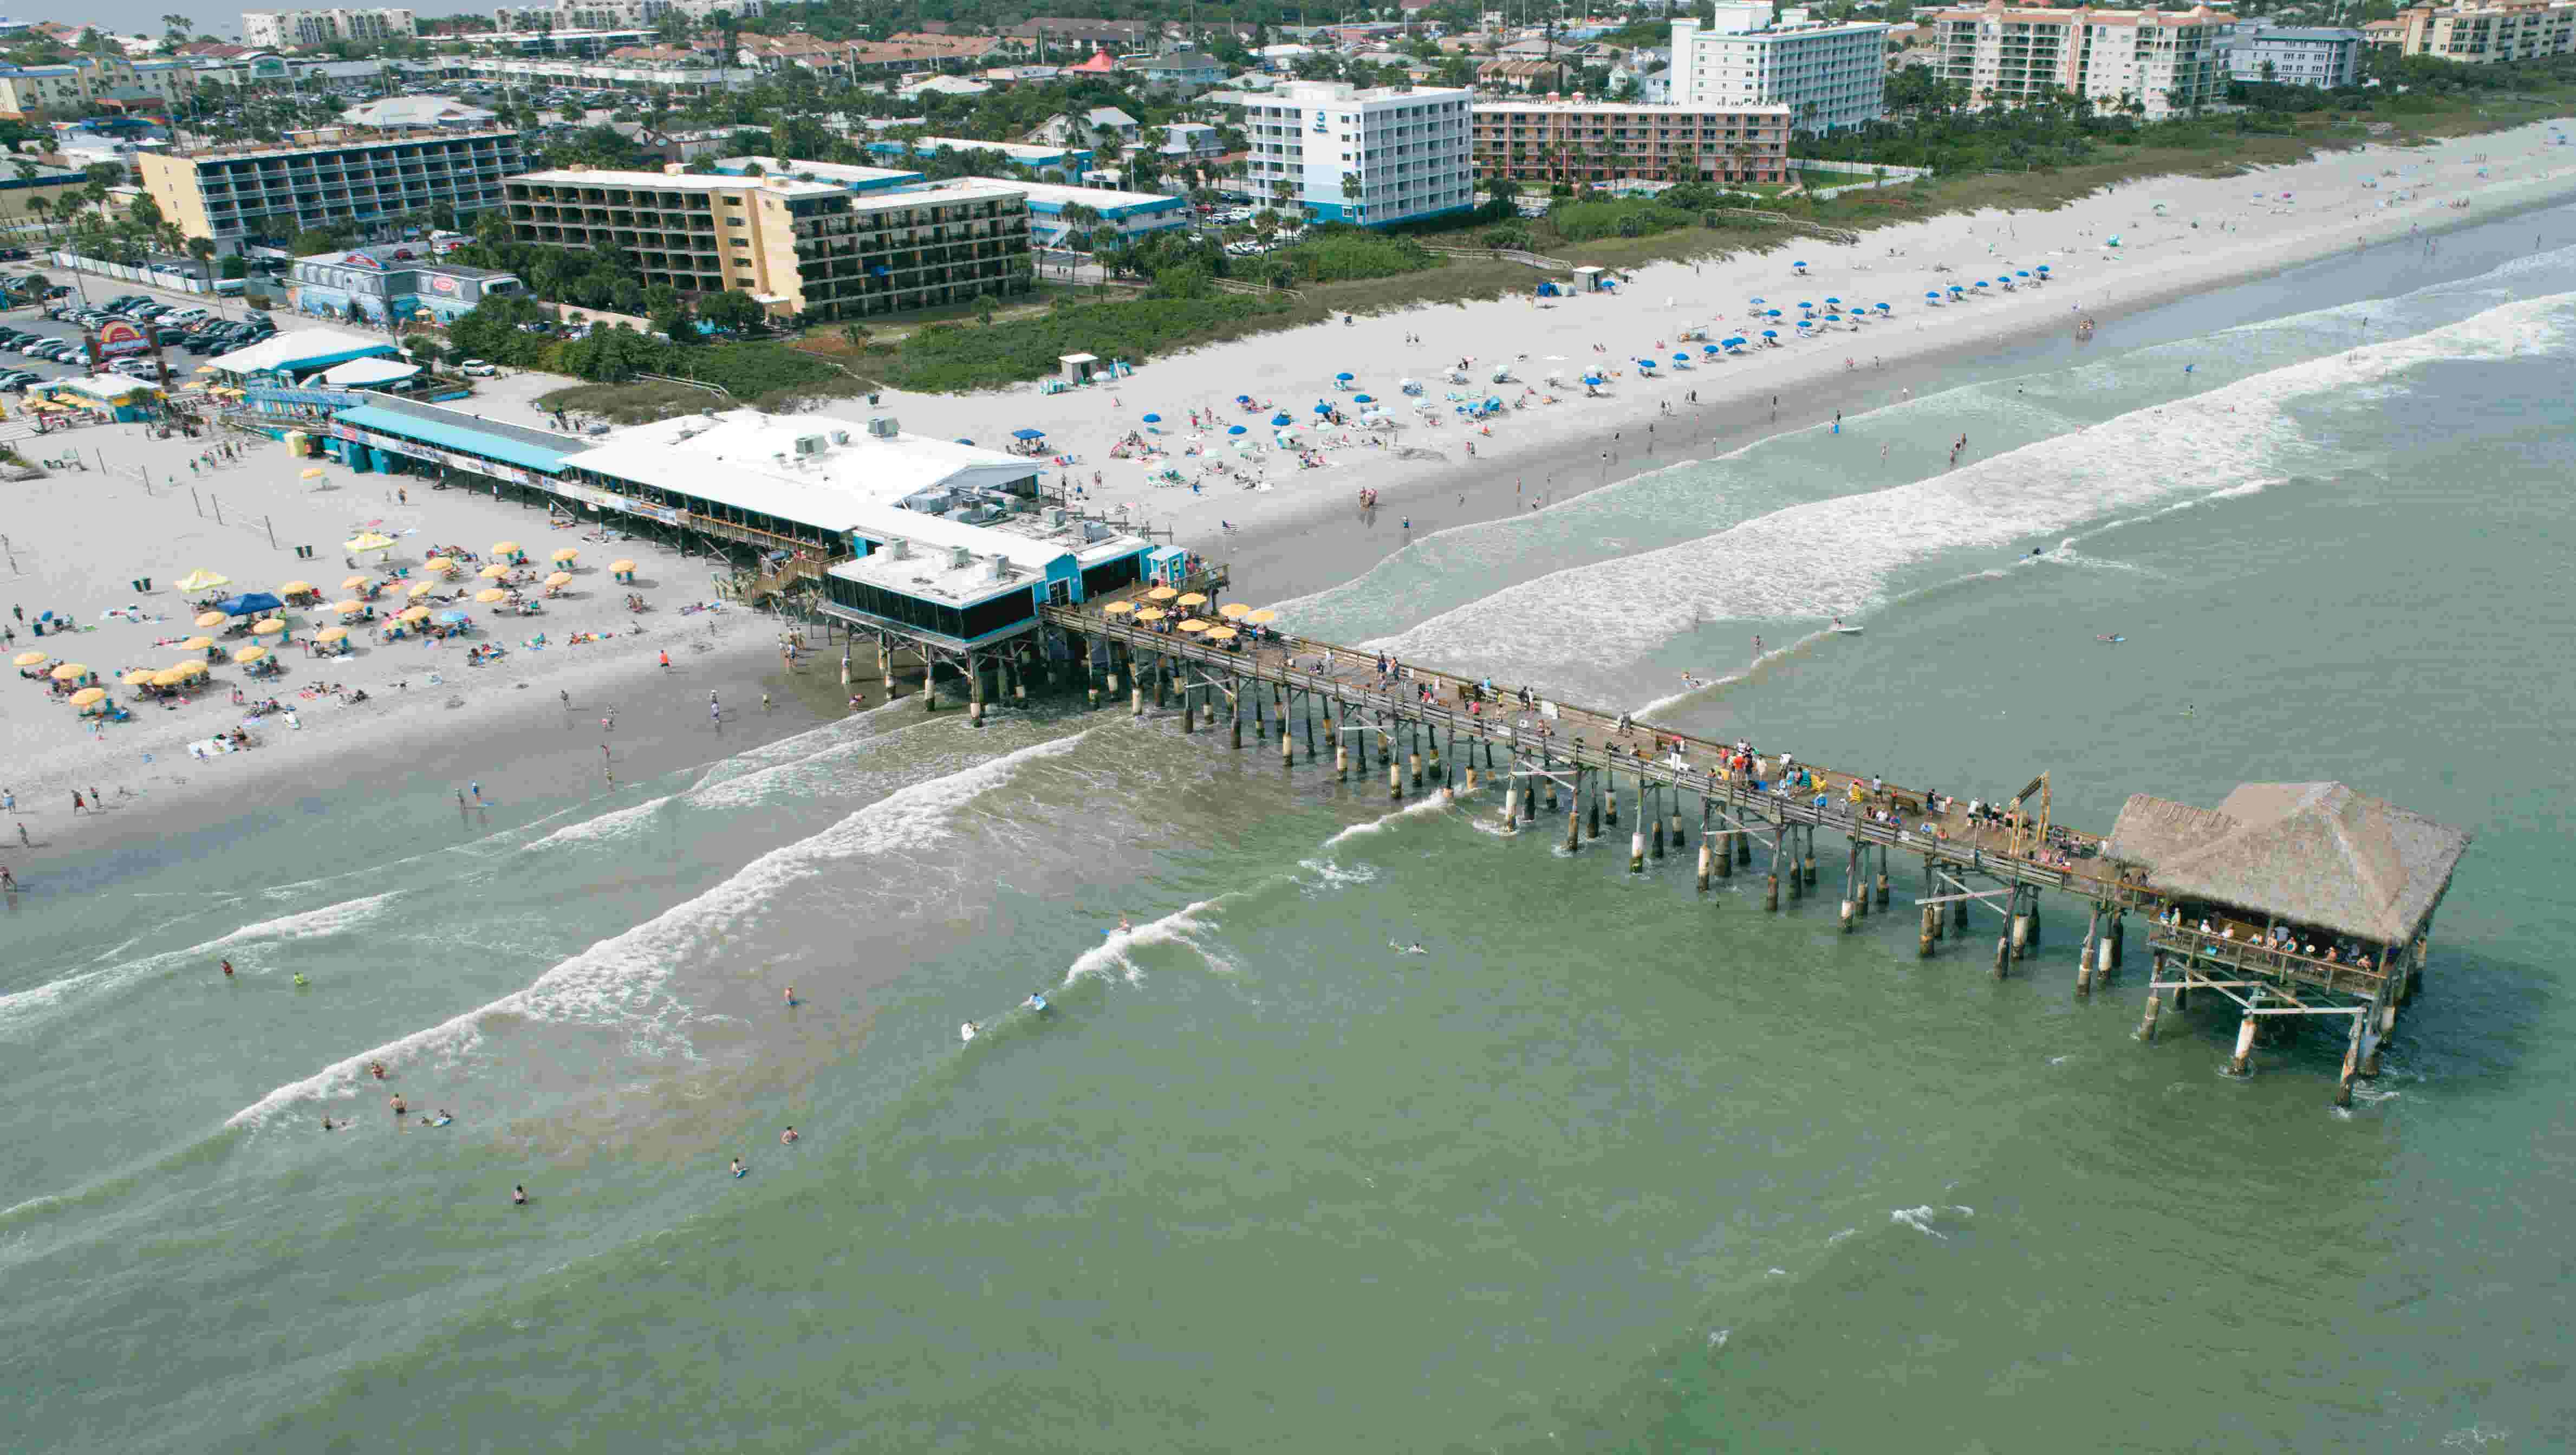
[730,1157,746,1178]
[512,1184,528,1206]
[780,1126,799,1145]
[783,985,796,1006]
[292,973,309,988]
[222,958,234,979]
[2183,704,2196,718]
[960,1021,980,1042]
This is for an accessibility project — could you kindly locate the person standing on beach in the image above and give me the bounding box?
[70,790,84,815]
[222,959,234,980]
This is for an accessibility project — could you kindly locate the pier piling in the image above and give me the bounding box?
[2136,991,2162,1043]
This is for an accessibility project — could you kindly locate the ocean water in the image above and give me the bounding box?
[9,207,2576,1454]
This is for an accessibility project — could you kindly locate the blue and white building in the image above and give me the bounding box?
[867,136,1094,177]
[1237,80,1475,227]
[288,243,525,327]
[972,176,1188,246]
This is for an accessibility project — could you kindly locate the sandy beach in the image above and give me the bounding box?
[6,121,2574,870]
[871,121,2576,587]
[0,366,845,863]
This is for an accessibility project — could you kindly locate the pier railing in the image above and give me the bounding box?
[2146,927,2390,1000]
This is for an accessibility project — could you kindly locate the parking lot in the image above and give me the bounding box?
[0,275,278,398]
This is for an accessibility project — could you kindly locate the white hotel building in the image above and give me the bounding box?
[1238,81,1475,227]
[1668,12,1892,135]
[1931,3,2237,119]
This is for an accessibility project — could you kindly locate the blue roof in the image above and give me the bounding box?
[333,404,581,475]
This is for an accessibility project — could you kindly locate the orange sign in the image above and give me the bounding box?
[96,319,148,358]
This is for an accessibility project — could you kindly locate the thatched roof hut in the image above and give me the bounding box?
[2105,782,2469,945]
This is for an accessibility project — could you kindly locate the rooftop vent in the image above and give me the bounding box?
[867,415,899,439]
[1045,506,1068,527]
[884,535,907,560]
[947,545,973,569]
[831,429,851,445]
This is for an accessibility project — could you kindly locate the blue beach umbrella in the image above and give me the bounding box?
[1141,412,1160,423]
[1636,358,1657,368]
[1011,427,1045,440]
[1702,344,1720,355]
[1234,393,1252,402]
[1582,374,1603,385]
[1765,309,1782,319]
[1673,353,1690,362]
[1227,424,1247,435]
[954,437,974,445]
[1271,412,1293,425]
[2035,264,2052,274]
[1824,296,1842,306]
[1313,401,1333,415]
[1760,329,1778,339]
[435,609,469,625]
[1748,296,1766,307]
[1974,280,1989,290]
[2014,271,2031,279]
[1798,301,1815,311]
[1792,260,1809,269]
[1335,371,1354,381]
[1926,290,1941,300]
[1721,336,1746,349]
[1352,393,1375,404]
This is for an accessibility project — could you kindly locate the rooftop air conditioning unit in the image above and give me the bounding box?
[831,430,851,445]
[1082,520,1113,542]
[990,555,1011,581]
[1045,507,1068,527]
[949,545,972,569]
[884,536,908,559]
[867,415,899,438]
[795,433,827,457]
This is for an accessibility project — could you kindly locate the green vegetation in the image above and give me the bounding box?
[873,289,1294,393]
[1266,231,1440,284]
[534,380,731,425]
[445,293,851,408]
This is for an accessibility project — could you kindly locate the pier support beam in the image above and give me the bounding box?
[1875,848,1890,909]
[2077,905,2102,996]
[2136,991,2162,1044]
[1696,839,1712,893]
[1918,905,1936,958]
[2229,1006,2259,1077]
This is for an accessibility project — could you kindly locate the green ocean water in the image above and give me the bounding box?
[6,210,2575,1453]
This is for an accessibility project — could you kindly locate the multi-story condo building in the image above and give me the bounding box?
[138,128,523,254]
[490,0,762,28]
[240,8,418,48]
[0,53,200,118]
[504,166,1031,319]
[2363,1,2576,61]
[1469,99,1791,187]
[2228,25,2366,86]
[1237,81,1474,226]
[1930,3,2236,118]
[1668,13,1892,134]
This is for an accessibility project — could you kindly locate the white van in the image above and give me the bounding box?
[161,307,211,324]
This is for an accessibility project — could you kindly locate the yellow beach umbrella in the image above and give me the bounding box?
[49,662,88,680]
[1217,602,1251,619]
[1133,607,1165,622]
[1245,609,1278,625]
[195,610,228,628]
[406,581,437,599]
[475,588,506,603]
[609,558,637,573]
[194,364,218,374]
[345,531,395,553]
[278,580,314,596]
[181,635,215,651]
[317,626,349,644]
[544,571,573,588]
[232,644,268,664]
[11,649,45,667]
[491,541,519,557]
[1205,626,1238,642]
[301,467,326,480]
[479,563,511,580]
[1176,619,1209,633]
[550,548,578,564]
[398,606,430,623]
[251,619,285,636]
[1101,601,1135,615]
[149,667,190,687]
[1175,592,1207,607]
[172,659,208,679]
[333,600,365,616]
[121,668,158,687]
[70,686,107,707]
[422,556,454,574]
[1146,586,1178,601]
[175,568,230,592]
[341,574,372,591]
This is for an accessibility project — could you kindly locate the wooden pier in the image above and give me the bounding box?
[879,574,2469,1107]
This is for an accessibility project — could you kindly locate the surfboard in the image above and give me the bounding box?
[1831,625,1864,635]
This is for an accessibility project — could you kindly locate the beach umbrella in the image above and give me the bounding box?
[405,581,437,599]
[175,568,230,592]
[1674,353,1691,363]
[2015,270,2031,279]
[1793,261,1808,268]
[300,467,326,480]
[609,559,636,574]
[1747,297,1765,307]
[1141,412,1161,423]
[181,635,215,651]
[1146,586,1178,601]
[173,659,207,679]
[480,563,510,579]
[1175,592,1207,607]
[1226,424,1247,435]
[1102,601,1136,615]
[1760,329,1778,339]
[1218,602,1251,619]
[333,599,364,616]
[1798,301,1815,311]
[279,580,314,597]
[1703,345,1721,355]
[1335,372,1354,381]
[1234,394,1252,403]
[422,556,454,574]
[49,662,87,681]
[194,610,227,628]
[1133,607,1165,622]
[551,548,578,564]
[1824,296,1842,306]
[120,668,157,687]
[251,619,284,635]
[1352,394,1375,404]
[1245,609,1278,625]
[1875,303,1891,314]
[1974,280,1989,289]
[545,571,573,588]
[398,606,430,623]
[149,667,191,688]
[218,592,282,618]
[1205,627,1237,642]
[11,649,45,667]
[346,531,395,553]
[341,574,371,591]
[492,541,519,557]
[2035,264,2052,275]
[232,644,267,664]
[70,686,106,708]
[1271,413,1293,426]
[1178,619,1209,633]
[476,588,507,603]
[317,626,348,644]
[436,609,470,625]
[1312,402,1332,415]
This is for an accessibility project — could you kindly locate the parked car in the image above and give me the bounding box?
[162,307,210,324]
[460,358,495,376]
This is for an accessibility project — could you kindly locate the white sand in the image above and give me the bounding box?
[0,366,791,853]
[875,122,2576,549]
